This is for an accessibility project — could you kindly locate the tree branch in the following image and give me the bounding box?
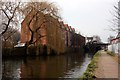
[4,29,17,41]
[35,20,48,32]
[1,2,20,35]
[32,35,46,44]
[27,9,39,32]
[1,9,10,19]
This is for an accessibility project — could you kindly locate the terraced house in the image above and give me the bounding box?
[21,8,85,55]
[108,32,120,54]
[21,9,66,55]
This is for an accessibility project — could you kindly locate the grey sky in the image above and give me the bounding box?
[51,0,118,42]
[2,0,118,42]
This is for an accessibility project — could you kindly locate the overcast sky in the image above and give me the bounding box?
[2,0,119,42]
[50,0,119,42]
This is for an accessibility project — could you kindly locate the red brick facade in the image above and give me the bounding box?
[21,9,85,55]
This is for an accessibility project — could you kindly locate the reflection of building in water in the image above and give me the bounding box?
[20,57,47,78]
[2,52,93,78]
[20,56,68,78]
[20,53,86,78]
[2,60,22,78]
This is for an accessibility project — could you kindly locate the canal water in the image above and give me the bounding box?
[2,52,93,79]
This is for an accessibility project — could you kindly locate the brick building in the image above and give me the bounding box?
[21,8,85,55]
[21,9,66,55]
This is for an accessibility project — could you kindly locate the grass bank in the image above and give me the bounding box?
[106,51,115,56]
[80,51,100,80]
[106,51,120,64]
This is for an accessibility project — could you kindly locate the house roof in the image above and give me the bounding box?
[64,24,69,31]
[72,28,75,32]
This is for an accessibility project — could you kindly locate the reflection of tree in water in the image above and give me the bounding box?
[2,59,22,79]
[2,52,94,79]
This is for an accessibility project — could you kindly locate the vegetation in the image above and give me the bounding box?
[0,1,61,55]
[118,55,120,64]
[106,51,120,64]
[109,1,120,32]
[106,51,115,56]
[20,1,61,47]
[80,51,100,80]
[0,2,21,35]
[0,1,22,49]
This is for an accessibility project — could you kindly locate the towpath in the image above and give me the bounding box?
[94,50,119,79]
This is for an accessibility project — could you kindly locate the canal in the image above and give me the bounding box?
[2,52,93,79]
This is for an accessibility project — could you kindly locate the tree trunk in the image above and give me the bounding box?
[36,46,39,56]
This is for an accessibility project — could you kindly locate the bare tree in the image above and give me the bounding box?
[21,1,61,47]
[2,27,20,48]
[0,1,24,49]
[0,2,21,35]
[0,1,26,49]
[21,1,61,19]
[110,1,120,33]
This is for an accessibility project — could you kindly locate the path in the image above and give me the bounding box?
[94,50,118,78]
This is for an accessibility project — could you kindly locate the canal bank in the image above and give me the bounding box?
[2,52,93,79]
[94,51,118,78]
[2,46,84,57]
[81,50,119,79]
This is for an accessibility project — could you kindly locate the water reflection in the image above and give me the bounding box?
[2,58,22,79]
[63,53,91,78]
[2,52,93,79]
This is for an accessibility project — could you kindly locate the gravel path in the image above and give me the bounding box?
[94,50,118,78]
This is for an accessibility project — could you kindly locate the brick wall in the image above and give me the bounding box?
[21,8,85,55]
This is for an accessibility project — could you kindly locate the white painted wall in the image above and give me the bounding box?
[108,42,120,55]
